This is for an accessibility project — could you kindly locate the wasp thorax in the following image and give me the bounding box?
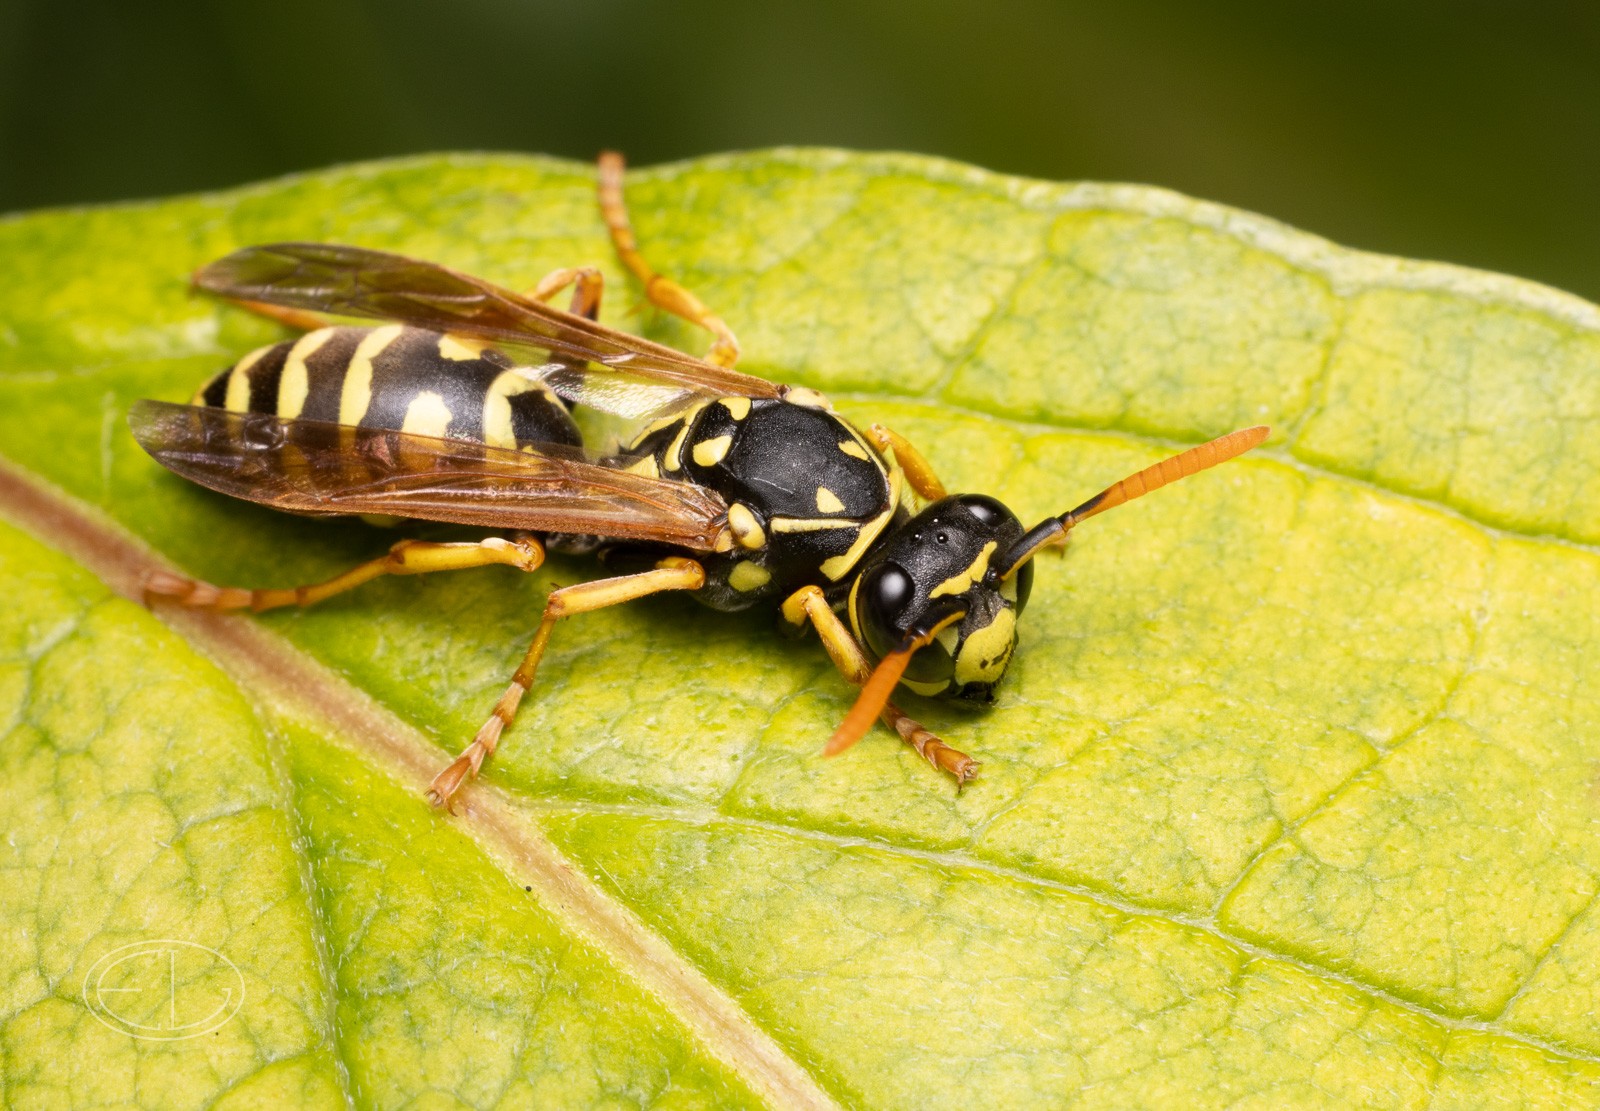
[849,494,1034,702]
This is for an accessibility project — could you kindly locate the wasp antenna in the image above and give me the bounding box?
[998,425,1269,578]
[824,609,967,757]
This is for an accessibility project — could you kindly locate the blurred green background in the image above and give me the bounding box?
[2,0,1596,300]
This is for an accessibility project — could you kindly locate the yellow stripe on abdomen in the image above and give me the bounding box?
[482,369,543,450]
[277,328,336,418]
[340,325,404,426]
[223,345,273,411]
[401,390,454,439]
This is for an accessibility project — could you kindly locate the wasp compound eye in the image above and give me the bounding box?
[857,561,916,659]
[854,561,957,689]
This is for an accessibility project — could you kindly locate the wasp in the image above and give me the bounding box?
[131,153,1268,809]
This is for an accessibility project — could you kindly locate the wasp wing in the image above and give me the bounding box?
[129,400,731,551]
[194,243,783,415]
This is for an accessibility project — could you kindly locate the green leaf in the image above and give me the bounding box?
[4,150,1600,1108]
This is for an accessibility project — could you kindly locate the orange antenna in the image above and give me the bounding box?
[825,608,967,757]
[998,425,1270,578]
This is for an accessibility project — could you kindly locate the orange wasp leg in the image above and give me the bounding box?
[780,585,978,785]
[867,424,949,502]
[426,556,708,810]
[144,534,547,613]
[598,151,742,368]
[524,266,605,321]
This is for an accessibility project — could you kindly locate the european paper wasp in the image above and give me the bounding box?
[131,153,1268,809]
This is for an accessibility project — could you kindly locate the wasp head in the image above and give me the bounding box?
[848,494,1033,702]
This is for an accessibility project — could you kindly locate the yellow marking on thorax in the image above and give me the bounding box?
[838,439,871,461]
[662,401,709,473]
[954,607,1016,686]
[483,368,545,450]
[629,411,686,450]
[624,454,661,478]
[818,466,902,580]
[728,560,772,593]
[815,487,846,514]
[220,344,272,411]
[785,387,831,409]
[341,325,404,425]
[929,541,997,599]
[720,396,752,420]
[438,334,489,360]
[770,516,857,533]
[401,390,454,439]
[277,328,336,418]
[693,435,733,467]
[727,503,766,550]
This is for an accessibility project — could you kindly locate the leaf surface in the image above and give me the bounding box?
[3,151,1600,1108]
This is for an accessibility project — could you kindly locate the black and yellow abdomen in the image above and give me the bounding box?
[193,325,581,451]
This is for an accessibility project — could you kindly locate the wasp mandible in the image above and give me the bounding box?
[131,153,1267,808]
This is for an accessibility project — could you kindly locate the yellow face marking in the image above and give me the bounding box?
[929,541,997,599]
[901,677,950,697]
[624,454,661,479]
[728,560,772,593]
[482,368,542,450]
[438,334,489,361]
[838,439,871,461]
[400,390,453,439]
[222,344,272,411]
[720,396,752,420]
[785,387,831,409]
[341,325,404,426]
[693,434,733,467]
[727,503,766,550]
[815,487,846,514]
[277,328,335,418]
[954,607,1017,687]
[819,467,902,580]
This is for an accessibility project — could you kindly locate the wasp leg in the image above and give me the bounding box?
[144,534,545,613]
[597,151,741,368]
[427,556,707,809]
[867,424,948,502]
[780,586,978,784]
[525,266,604,321]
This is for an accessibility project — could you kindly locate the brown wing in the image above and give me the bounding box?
[193,243,784,408]
[128,400,731,551]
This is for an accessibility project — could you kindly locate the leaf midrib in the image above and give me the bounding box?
[0,456,841,1111]
[2,457,1597,1075]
